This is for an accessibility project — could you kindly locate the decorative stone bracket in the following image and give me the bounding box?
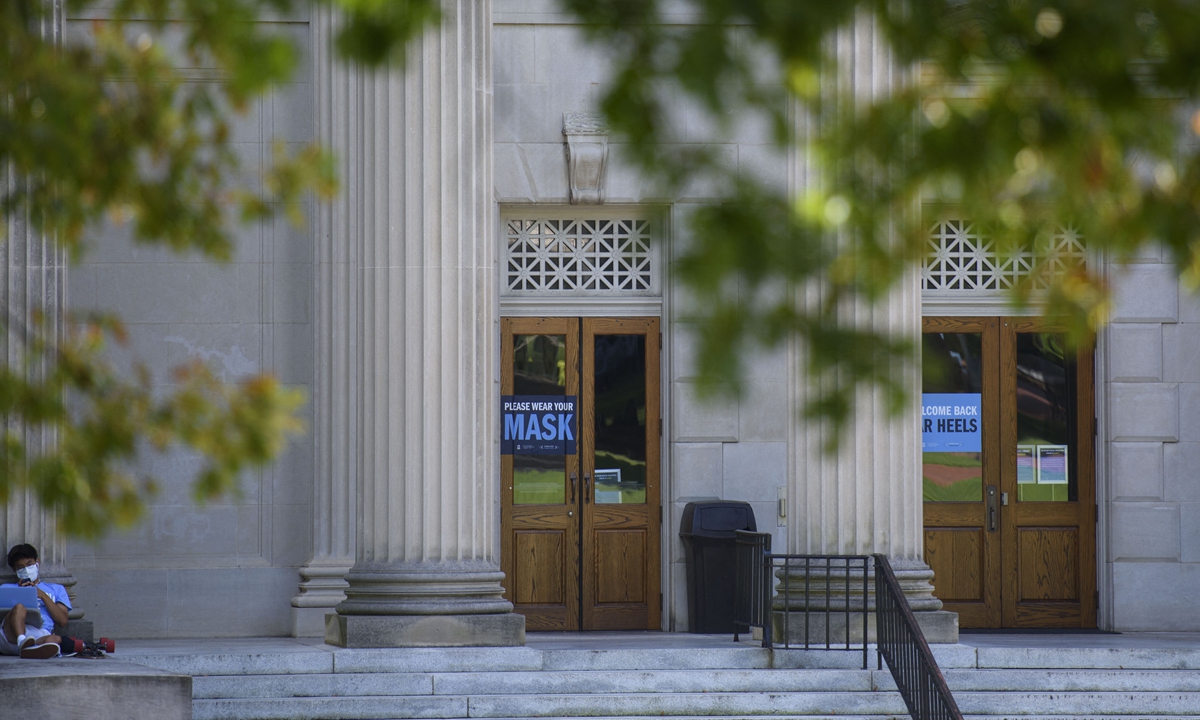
[563,113,609,204]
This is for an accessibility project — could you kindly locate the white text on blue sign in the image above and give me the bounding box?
[921,393,982,453]
[500,395,577,455]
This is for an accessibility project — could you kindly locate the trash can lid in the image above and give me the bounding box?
[679,501,757,538]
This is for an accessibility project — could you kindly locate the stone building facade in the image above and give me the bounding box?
[1,1,1196,639]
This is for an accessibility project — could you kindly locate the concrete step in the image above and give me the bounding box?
[953,691,1200,716]
[194,666,1200,700]
[193,672,435,699]
[466,691,910,717]
[193,688,1200,720]
[192,717,1200,720]
[198,713,900,720]
[188,675,1200,720]
[538,648,864,671]
[192,692,911,720]
[193,668,877,699]
[123,646,549,677]
[970,646,1200,670]
[127,640,1200,720]
[121,643,969,678]
[188,692,1200,719]
[194,696,467,720]
[125,642,1200,678]
[351,717,1195,720]
[935,668,1200,693]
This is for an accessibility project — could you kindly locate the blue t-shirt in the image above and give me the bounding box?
[0,582,70,630]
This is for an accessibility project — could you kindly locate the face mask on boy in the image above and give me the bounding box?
[16,563,38,584]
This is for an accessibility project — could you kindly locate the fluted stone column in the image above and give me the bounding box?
[290,5,357,637]
[322,0,523,648]
[782,13,956,643]
[0,0,84,627]
[784,269,955,641]
[0,165,71,593]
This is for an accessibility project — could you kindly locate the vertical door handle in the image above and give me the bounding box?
[569,472,577,504]
[986,484,998,532]
[584,474,591,503]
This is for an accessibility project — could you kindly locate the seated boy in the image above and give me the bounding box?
[0,543,71,659]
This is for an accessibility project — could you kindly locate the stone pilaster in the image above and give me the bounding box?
[783,12,954,642]
[324,0,523,648]
[291,5,357,637]
[0,0,82,624]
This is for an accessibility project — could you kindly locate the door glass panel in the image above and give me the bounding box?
[1015,333,1077,502]
[593,334,647,504]
[513,334,567,505]
[922,332,984,502]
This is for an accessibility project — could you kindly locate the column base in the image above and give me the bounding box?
[62,619,94,643]
[772,609,959,645]
[291,607,329,638]
[912,610,958,644]
[291,561,351,637]
[325,612,526,648]
[337,561,514,616]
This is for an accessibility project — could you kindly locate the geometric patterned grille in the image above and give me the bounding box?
[504,217,657,296]
[921,219,1087,294]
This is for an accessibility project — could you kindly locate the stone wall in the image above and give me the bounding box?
[1106,250,1200,630]
[493,17,790,632]
[64,8,315,637]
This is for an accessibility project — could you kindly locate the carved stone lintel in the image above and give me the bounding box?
[563,113,609,205]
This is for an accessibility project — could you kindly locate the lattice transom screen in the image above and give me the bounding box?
[922,219,1087,294]
[503,217,658,296]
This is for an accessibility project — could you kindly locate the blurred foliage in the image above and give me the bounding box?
[0,0,436,537]
[9,0,1200,532]
[558,0,1200,433]
[0,312,305,538]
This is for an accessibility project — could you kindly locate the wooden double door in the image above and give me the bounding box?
[922,317,1096,628]
[500,317,661,631]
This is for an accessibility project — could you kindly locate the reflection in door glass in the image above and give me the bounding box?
[922,332,984,502]
[513,334,567,504]
[1016,333,1077,502]
[593,335,647,504]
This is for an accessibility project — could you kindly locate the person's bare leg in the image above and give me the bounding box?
[2,604,27,645]
[16,618,59,659]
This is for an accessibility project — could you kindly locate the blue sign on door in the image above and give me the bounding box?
[921,393,981,452]
[501,395,577,455]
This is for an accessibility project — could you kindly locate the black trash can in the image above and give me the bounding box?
[679,500,757,633]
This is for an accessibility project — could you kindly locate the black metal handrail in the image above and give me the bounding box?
[874,553,964,720]
[732,536,963,720]
[733,530,770,641]
[768,553,871,665]
[733,531,870,668]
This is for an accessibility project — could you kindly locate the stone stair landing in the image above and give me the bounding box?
[116,633,1200,720]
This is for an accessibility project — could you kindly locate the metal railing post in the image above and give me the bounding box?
[873,554,963,720]
[734,539,925,678]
